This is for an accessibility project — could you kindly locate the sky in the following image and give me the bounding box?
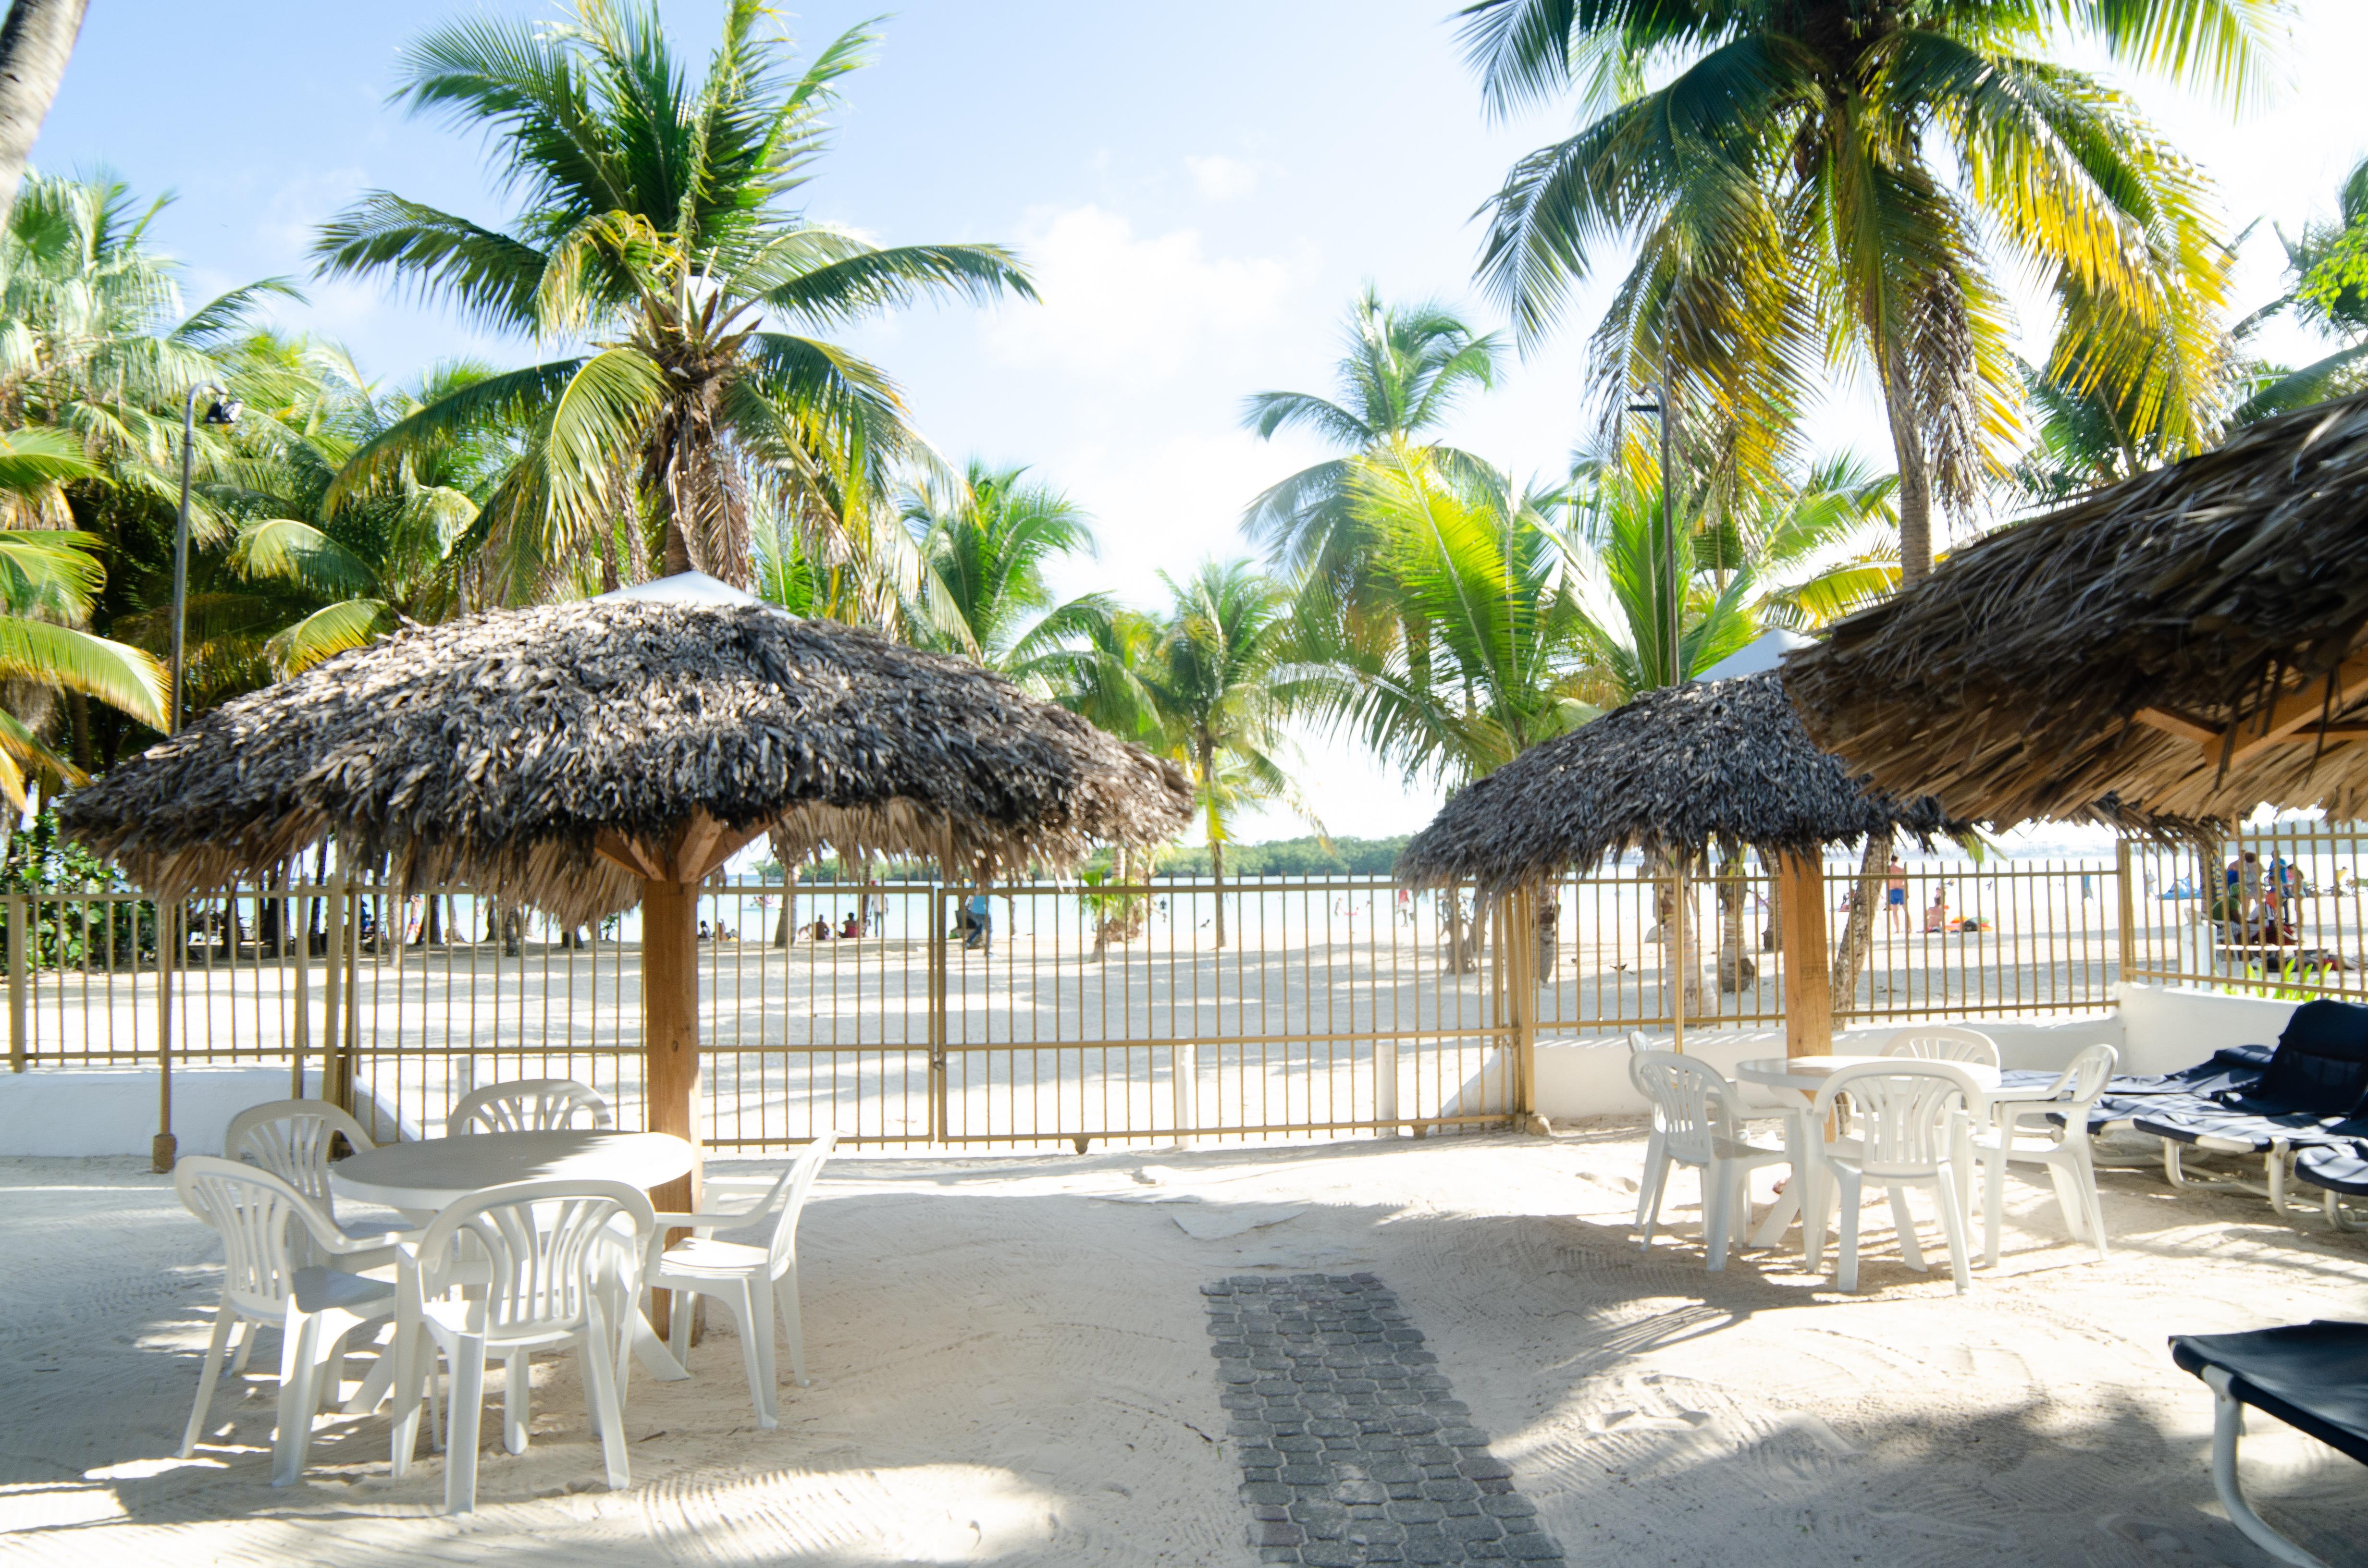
[28,1,2368,846]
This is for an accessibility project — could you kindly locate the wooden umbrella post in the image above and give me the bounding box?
[1777,850,1832,1057]
[640,874,703,1218]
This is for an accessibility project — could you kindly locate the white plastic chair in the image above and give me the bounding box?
[1811,1061,1982,1293]
[226,1099,414,1268]
[389,1178,651,1514]
[446,1078,614,1137]
[173,1156,399,1485]
[1625,1033,1665,1234]
[1630,1053,1792,1270]
[1880,1025,2001,1068]
[650,1130,839,1426]
[1971,1043,2118,1267]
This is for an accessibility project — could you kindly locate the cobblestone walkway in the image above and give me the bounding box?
[1205,1273,1566,1566]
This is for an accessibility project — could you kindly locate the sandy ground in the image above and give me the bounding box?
[2,1126,2364,1567]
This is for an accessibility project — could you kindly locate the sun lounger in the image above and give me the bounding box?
[2294,1139,2368,1232]
[2125,1001,2368,1212]
[2169,1321,2368,1567]
[1992,1042,2272,1134]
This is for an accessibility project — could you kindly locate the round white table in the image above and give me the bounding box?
[330,1129,698,1389]
[330,1129,694,1215]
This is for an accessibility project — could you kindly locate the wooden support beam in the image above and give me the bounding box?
[594,828,663,881]
[684,821,769,884]
[2222,651,2368,766]
[2136,706,2217,744]
[673,813,724,885]
[1776,851,1832,1057]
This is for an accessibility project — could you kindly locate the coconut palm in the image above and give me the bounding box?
[1138,561,1322,948]
[314,1,1034,597]
[0,0,90,229]
[214,354,519,678]
[900,461,1108,684]
[0,430,166,806]
[1464,0,2274,582]
[1240,287,1503,604]
[1303,443,1595,788]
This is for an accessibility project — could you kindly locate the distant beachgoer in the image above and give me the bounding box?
[1886,858,1907,931]
[840,911,861,938]
[1924,889,1950,933]
[965,891,992,951]
[699,920,712,942]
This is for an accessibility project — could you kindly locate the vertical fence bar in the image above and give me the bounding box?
[6,893,22,1072]
[2115,838,2135,987]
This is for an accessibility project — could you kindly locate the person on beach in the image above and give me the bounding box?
[1886,858,1907,931]
[1924,887,1950,933]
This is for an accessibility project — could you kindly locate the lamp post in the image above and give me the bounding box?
[153,383,238,1172]
[1623,358,1681,689]
[170,383,239,732]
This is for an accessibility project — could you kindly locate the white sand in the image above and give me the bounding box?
[2,1127,2363,1565]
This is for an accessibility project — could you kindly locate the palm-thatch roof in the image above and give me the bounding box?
[1395,671,1961,892]
[1784,390,2368,823]
[59,586,1191,926]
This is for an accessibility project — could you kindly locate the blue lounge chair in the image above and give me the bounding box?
[2130,1001,2368,1213]
[2294,1139,2368,1232]
[2170,1322,2368,1567]
[1994,1042,2273,1135]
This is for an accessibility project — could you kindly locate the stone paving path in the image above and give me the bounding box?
[1205,1273,1566,1566]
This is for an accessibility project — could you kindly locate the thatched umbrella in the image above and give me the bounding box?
[1397,671,1961,1054]
[60,573,1190,1196]
[1783,390,2368,824]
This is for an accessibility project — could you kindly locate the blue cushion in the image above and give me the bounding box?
[2296,1138,2368,1198]
[2252,1000,2368,1115]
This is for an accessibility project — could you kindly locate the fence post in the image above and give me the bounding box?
[323,865,349,1115]
[153,894,175,1171]
[6,894,23,1072]
[2115,838,2136,987]
[289,870,309,1098]
[1506,882,1539,1129]
[927,883,946,1147]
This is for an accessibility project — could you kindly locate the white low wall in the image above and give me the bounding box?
[1535,982,2307,1122]
[0,1066,419,1157]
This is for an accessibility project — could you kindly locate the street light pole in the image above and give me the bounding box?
[154,383,238,1172]
[170,383,238,733]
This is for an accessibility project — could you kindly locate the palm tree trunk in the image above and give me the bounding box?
[1881,344,1935,584]
[1828,833,1892,1021]
[1716,845,1749,992]
[1201,737,1225,950]
[0,0,86,231]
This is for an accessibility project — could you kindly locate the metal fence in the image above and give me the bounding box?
[10,837,2358,1152]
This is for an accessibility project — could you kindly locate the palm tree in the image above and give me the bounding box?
[218,354,519,677]
[1464,0,2274,582]
[0,0,89,228]
[314,1,1034,597]
[1138,561,1320,949]
[1305,442,1596,787]
[0,432,166,809]
[1240,286,1503,605]
[901,461,1108,683]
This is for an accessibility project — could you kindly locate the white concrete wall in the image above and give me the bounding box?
[2111,981,2297,1077]
[0,1067,419,1157]
[1534,984,2313,1121]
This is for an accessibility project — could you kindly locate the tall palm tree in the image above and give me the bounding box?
[900,461,1107,683]
[314,1,1034,597]
[1240,286,1503,604]
[1139,561,1320,948]
[1464,0,2275,582]
[0,432,165,808]
[1304,443,1595,787]
[0,0,88,228]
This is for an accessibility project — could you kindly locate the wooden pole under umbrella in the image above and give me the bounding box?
[1776,849,1832,1056]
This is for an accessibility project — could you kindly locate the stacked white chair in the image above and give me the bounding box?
[649,1130,840,1426]
[173,1156,401,1485]
[1631,1052,1794,1271]
[390,1179,651,1514]
[1811,1061,1982,1293]
[226,1099,414,1268]
[1971,1043,2119,1267]
[446,1078,614,1136]
[1881,1025,2001,1067]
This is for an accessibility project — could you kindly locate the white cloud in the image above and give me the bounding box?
[983,204,1303,380]
[1184,154,1260,200]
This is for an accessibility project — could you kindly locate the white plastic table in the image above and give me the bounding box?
[1731,1055,2004,1250]
[330,1130,695,1388]
[330,1129,694,1215]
